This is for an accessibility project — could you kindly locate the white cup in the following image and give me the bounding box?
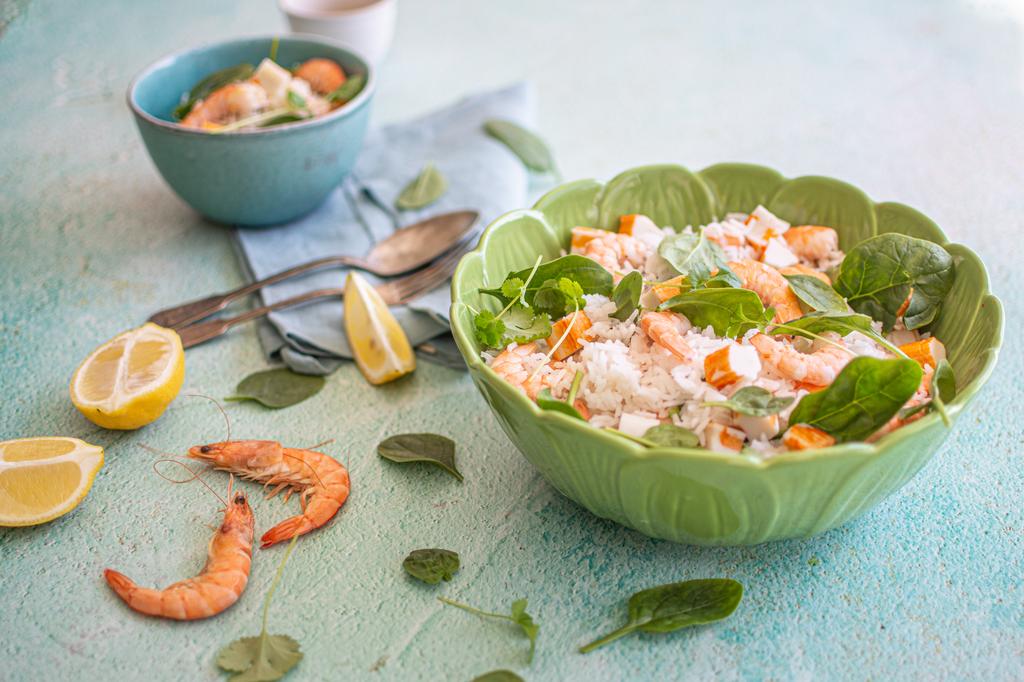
[279,0,397,65]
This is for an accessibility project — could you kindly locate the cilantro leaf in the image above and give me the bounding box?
[217,634,302,681]
[473,309,507,349]
[502,305,552,344]
[534,277,587,318]
[501,277,526,300]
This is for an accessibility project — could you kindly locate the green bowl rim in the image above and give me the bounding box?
[450,163,1005,470]
[126,33,376,138]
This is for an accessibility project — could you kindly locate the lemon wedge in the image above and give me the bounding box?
[0,437,104,526]
[70,323,185,430]
[344,272,415,384]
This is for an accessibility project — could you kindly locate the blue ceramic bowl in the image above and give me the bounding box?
[128,35,374,226]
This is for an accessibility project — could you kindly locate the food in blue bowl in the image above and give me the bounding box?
[128,35,374,226]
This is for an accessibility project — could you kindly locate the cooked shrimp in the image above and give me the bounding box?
[294,58,346,95]
[577,231,647,278]
[189,440,350,548]
[641,311,693,362]
[780,263,831,285]
[727,259,803,323]
[783,226,839,262]
[104,483,254,620]
[490,344,588,412]
[749,332,851,386]
[181,81,269,128]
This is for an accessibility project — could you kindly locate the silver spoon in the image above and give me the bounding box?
[148,209,478,329]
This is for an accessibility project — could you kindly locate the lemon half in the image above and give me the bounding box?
[344,272,416,384]
[70,323,185,430]
[0,437,104,526]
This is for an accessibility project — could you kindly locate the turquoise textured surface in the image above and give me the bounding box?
[1,1,1022,680]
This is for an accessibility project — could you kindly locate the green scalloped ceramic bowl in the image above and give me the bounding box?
[450,163,1003,545]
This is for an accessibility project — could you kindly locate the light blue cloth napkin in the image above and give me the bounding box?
[234,82,535,375]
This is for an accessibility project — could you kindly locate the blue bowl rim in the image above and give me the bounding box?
[126,33,375,137]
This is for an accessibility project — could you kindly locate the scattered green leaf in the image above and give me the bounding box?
[216,535,302,681]
[439,597,540,663]
[833,233,955,331]
[661,287,773,337]
[610,271,643,321]
[403,549,460,585]
[472,671,524,682]
[326,73,366,104]
[704,386,794,416]
[378,433,463,481]
[784,274,848,313]
[579,579,743,654]
[225,368,325,409]
[657,231,738,288]
[174,63,254,120]
[483,119,556,174]
[641,423,699,448]
[789,357,923,443]
[396,163,448,210]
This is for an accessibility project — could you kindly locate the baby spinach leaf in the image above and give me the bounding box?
[483,119,556,174]
[226,368,325,409]
[661,288,773,337]
[703,386,794,416]
[610,271,643,321]
[174,63,254,120]
[642,423,699,448]
[788,357,923,443]
[286,90,307,109]
[217,536,302,681]
[481,255,613,305]
[403,548,460,585]
[472,671,524,682]
[439,597,540,663]
[378,433,463,481]
[396,163,448,210]
[833,233,955,331]
[657,231,738,288]
[580,579,743,654]
[771,311,905,357]
[326,73,366,104]
[901,358,956,426]
[536,388,584,421]
[501,305,552,345]
[784,274,848,313]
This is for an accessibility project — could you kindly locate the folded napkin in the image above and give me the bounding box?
[234,82,536,375]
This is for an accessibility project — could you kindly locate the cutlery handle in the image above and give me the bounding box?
[177,287,345,349]
[149,255,359,329]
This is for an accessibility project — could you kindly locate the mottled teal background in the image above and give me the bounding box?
[1,1,1022,680]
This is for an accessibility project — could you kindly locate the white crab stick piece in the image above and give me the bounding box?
[705,422,745,453]
[704,343,761,390]
[761,237,799,268]
[735,413,781,441]
[255,58,293,107]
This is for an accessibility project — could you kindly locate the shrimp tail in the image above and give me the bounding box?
[103,569,137,602]
[260,515,315,549]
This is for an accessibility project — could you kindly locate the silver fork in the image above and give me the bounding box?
[175,239,475,349]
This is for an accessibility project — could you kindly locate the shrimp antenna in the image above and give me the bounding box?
[281,451,327,489]
[150,457,229,508]
[304,438,335,451]
[183,392,232,442]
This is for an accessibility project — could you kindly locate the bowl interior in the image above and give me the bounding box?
[130,35,371,124]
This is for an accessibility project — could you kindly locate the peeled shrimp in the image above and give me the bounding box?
[294,58,346,95]
[641,311,693,362]
[783,226,839,262]
[728,259,803,323]
[189,440,350,548]
[577,231,647,277]
[104,483,254,620]
[749,332,851,386]
[181,81,268,129]
[490,343,588,414]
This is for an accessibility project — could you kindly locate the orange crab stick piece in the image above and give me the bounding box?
[782,424,836,450]
[546,312,592,361]
[570,226,610,250]
[705,422,745,453]
[899,338,946,369]
[704,343,762,390]
[618,214,658,236]
[652,275,687,303]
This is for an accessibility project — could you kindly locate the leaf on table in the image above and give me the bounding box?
[396,163,448,210]
[378,433,463,481]
[403,548,460,585]
[483,119,556,173]
[472,671,525,682]
[438,596,540,663]
[226,368,325,409]
[217,634,302,682]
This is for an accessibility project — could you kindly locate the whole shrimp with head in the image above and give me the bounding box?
[103,479,254,620]
[189,439,350,548]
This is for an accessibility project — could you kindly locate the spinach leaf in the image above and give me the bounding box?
[286,90,307,109]
[704,386,794,416]
[833,233,955,331]
[642,423,699,448]
[784,274,848,313]
[657,231,737,288]
[537,388,584,421]
[483,119,556,174]
[174,63,254,120]
[403,548,460,585]
[661,288,773,337]
[326,73,366,104]
[609,271,643,321]
[396,163,447,210]
[378,433,463,481]
[788,357,923,443]
[225,368,325,409]
[771,311,905,357]
[580,579,743,654]
[473,671,524,682]
[901,358,956,426]
[481,255,613,306]
[439,597,540,663]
